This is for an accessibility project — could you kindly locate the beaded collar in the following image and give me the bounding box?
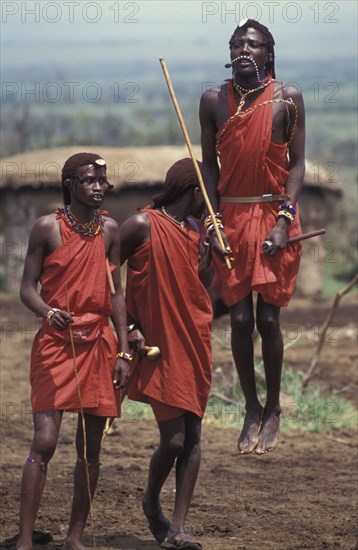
[234,73,271,97]
[161,206,186,228]
[57,206,104,236]
[231,76,273,117]
[215,78,298,154]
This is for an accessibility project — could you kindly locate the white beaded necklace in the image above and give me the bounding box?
[231,54,262,91]
[231,54,270,97]
[161,206,186,228]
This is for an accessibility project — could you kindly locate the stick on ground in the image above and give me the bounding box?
[302,272,358,391]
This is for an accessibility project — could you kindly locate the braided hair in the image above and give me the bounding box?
[152,158,201,208]
[229,19,276,78]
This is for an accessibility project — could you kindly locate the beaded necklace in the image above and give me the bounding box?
[57,206,103,236]
[159,208,196,267]
[239,97,298,145]
[234,78,269,96]
[231,55,262,87]
[216,79,298,153]
[233,76,273,114]
[161,206,186,228]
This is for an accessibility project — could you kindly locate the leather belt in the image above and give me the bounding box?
[220,194,290,203]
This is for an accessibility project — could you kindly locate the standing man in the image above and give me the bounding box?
[120,158,213,550]
[200,19,305,455]
[17,152,131,550]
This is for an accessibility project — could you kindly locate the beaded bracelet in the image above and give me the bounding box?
[46,308,60,326]
[277,210,294,224]
[206,222,224,235]
[116,352,133,363]
[204,213,223,229]
[279,202,296,216]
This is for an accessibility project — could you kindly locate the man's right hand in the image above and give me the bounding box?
[48,310,74,331]
[209,228,233,262]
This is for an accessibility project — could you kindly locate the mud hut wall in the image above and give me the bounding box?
[294,189,328,297]
[2,185,333,294]
[102,185,162,223]
[1,186,162,291]
[2,190,46,291]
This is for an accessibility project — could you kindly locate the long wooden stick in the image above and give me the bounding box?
[159,58,232,270]
[64,284,96,548]
[262,229,326,252]
[287,228,326,244]
[301,272,358,391]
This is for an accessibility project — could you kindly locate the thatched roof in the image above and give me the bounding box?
[0,146,342,195]
[0,146,201,190]
[303,160,342,195]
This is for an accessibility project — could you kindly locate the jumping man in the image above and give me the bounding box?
[200,19,305,454]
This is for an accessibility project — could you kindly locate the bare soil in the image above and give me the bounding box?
[1,292,357,550]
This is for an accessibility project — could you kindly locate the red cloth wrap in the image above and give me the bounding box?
[125,209,212,418]
[30,213,120,416]
[147,397,186,422]
[214,79,302,307]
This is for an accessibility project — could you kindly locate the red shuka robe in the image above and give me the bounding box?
[214,79,302,307]
[30,212,120,416]
[125,209,212,418]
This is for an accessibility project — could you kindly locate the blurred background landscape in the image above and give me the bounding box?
[1,0,357,291]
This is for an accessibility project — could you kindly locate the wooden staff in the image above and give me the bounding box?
[64,284,96,548]
[159,58,232,270]
[262,229,326,253]
[286,228,326,244]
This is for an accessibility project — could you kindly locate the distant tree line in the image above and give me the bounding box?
[0,102,203,158]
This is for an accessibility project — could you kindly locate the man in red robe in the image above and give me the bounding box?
[17,152,131,550]
[120,158,213,550]
[200,19,305,454]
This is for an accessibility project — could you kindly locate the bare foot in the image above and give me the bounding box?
[15,542,32,550]
[238,404,263,454]
[255,406,281,455]
[142,493,170,543]
[63,539,86,550]
[15,529,52,550]
[161,529,202,549]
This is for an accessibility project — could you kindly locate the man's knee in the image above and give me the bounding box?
[76,417,106,460]
[81,448,101,464]
[160,432,185,457]
[184,437,201,455]
[231,309,255,335]
[31,433,58,462]
[257,313,281,339]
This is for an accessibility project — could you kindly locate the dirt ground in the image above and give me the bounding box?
[1,292,357,550]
